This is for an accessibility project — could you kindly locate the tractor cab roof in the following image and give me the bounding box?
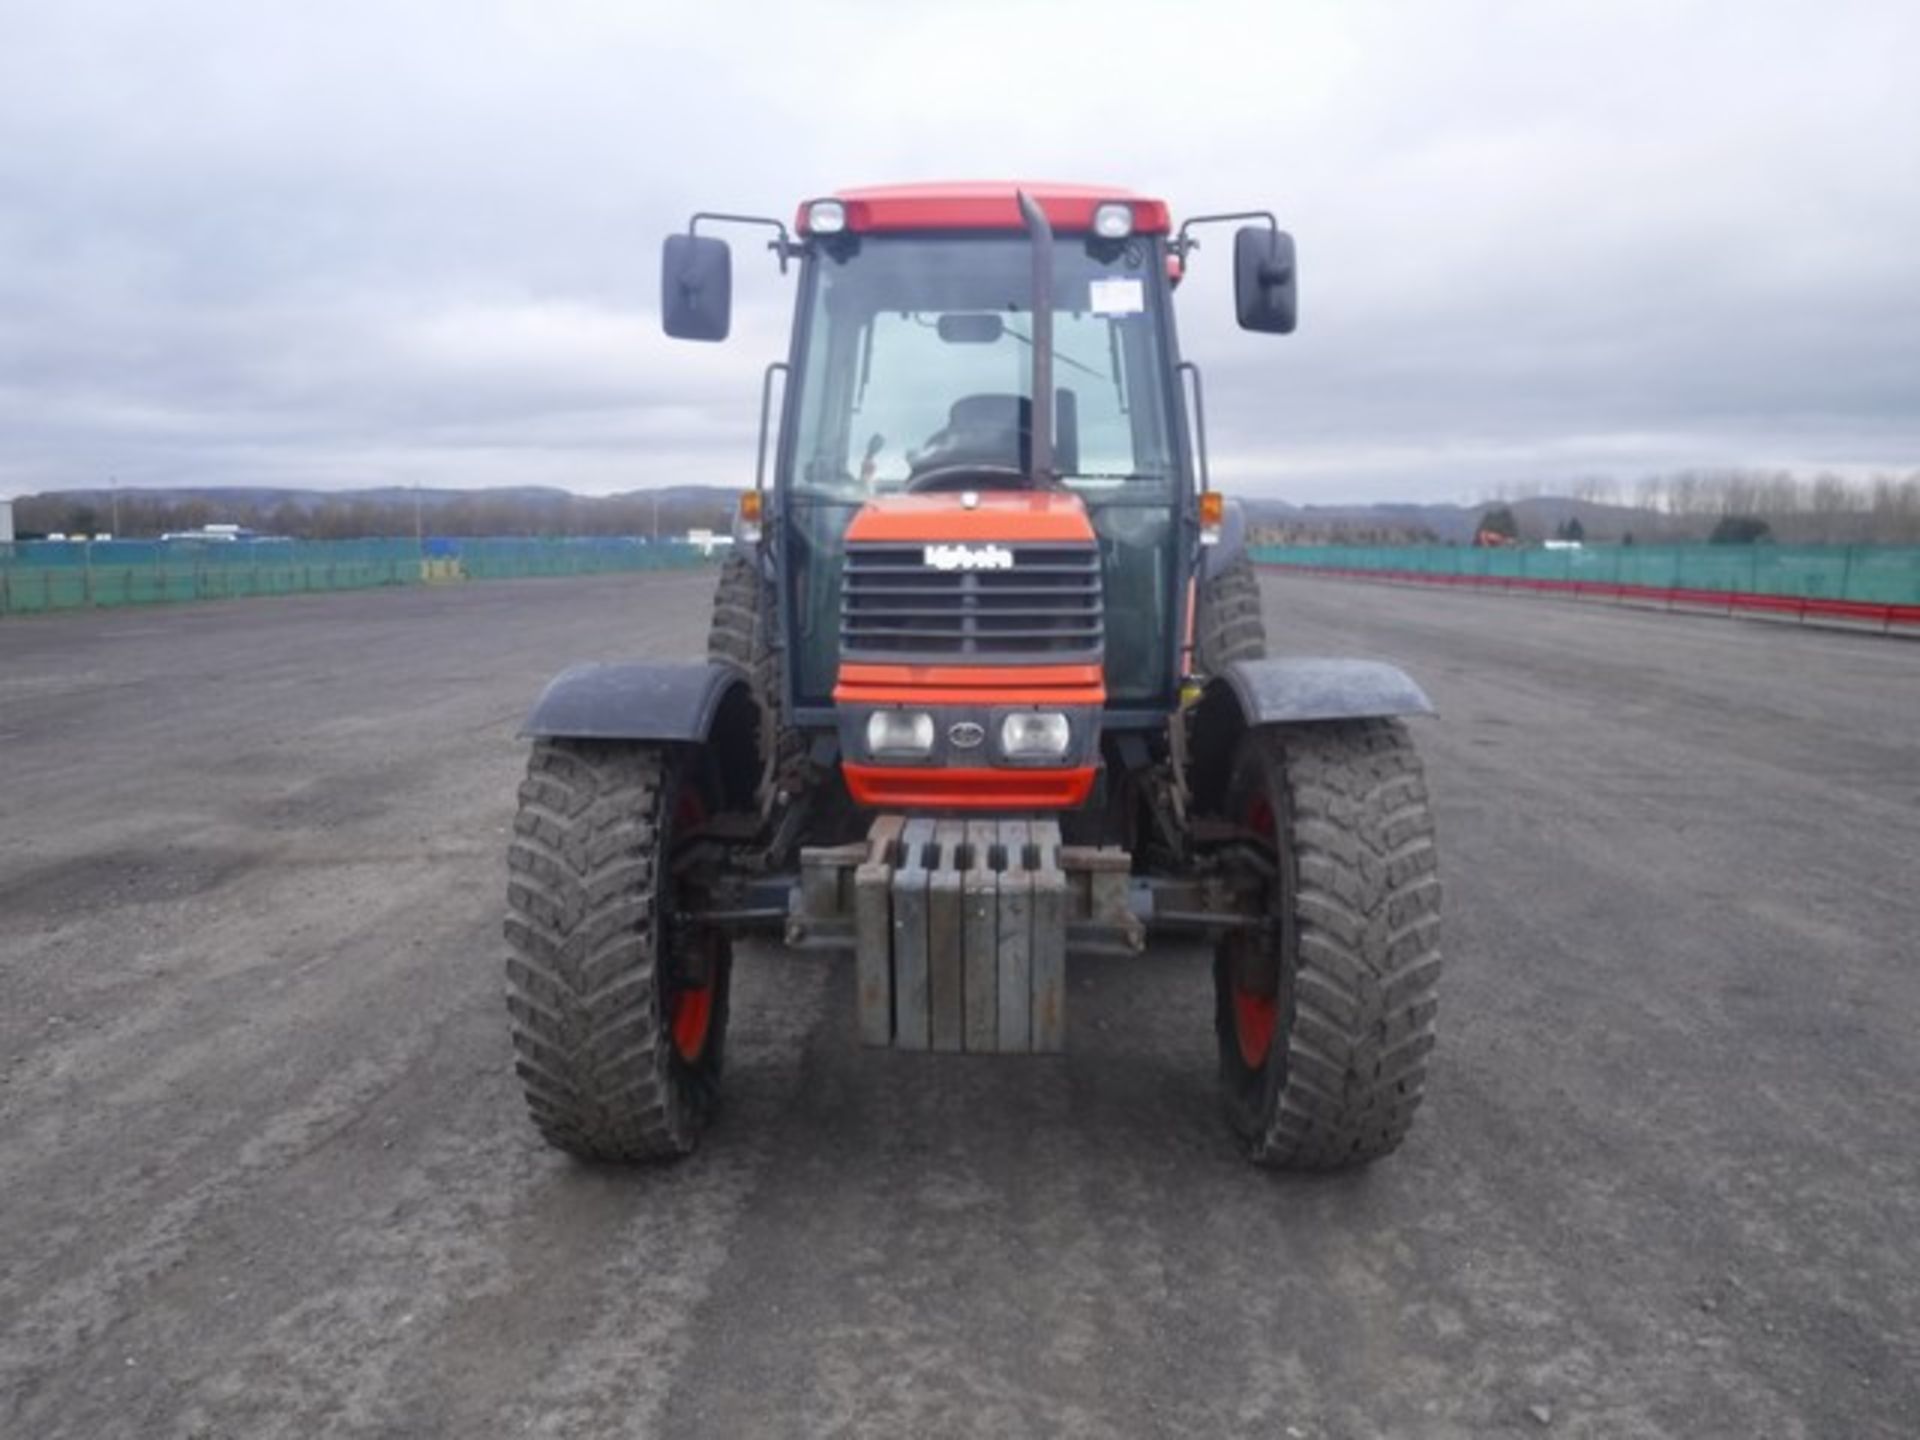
[797,182,1172,237]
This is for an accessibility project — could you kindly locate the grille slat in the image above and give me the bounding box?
[843,604,1102,618]
[846,565,1098,578]
[849,627,1104,641]
[846,583,1101,599]
[842,542,1103,659]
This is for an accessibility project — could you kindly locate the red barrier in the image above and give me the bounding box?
[1261,565,1920,633]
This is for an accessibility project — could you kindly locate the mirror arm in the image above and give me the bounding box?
[1170,209,1279,261]
[688,211,799,275]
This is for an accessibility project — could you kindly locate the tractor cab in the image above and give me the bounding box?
[663,183,1298,811]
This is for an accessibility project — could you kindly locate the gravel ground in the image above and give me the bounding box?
[2,567,1917,1439]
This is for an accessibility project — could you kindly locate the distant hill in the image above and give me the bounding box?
[11,485,742,541]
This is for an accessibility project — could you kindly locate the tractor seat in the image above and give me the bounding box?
[907,393,1032,484]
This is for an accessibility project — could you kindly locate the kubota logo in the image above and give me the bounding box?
[923,543,1014,572]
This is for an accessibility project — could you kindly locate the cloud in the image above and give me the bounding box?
[1,0,1916,502]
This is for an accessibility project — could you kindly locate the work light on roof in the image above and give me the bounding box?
[1092,202,1134,239]
[806,199,847,235]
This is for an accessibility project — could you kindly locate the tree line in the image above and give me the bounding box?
[1255,469,1920,547]
[17,468,1920,546]
[1483,469,1920,545]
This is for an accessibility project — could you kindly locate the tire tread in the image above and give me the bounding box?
[1239,719,1444,1170]
[503,739,704,1161]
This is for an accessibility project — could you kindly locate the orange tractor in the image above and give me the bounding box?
[504,183,1441,1169]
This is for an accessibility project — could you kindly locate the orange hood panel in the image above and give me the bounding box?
[844,491,1095,544]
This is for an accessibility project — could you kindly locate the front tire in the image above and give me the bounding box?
[504,739,730,1162]
[1214,719,1442,1169]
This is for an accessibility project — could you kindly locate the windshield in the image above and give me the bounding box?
[786,236,1179,498]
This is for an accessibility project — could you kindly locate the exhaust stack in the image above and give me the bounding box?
[1015,190,1054,485]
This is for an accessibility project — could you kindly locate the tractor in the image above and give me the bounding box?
[503,183,1442,1169]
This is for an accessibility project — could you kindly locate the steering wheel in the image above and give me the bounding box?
[902,463,1032,494]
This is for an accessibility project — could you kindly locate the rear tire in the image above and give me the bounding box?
[504,739,730,1162]
[1195,552,1268,673]
[706,549,802,793]
[706,550,777,698]
[1213,719,1442,1169]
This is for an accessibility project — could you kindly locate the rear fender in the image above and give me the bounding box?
[521,661,761,809]
[1187,657,1434,813]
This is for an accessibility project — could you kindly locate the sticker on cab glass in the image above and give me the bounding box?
[1088,278,1144,316]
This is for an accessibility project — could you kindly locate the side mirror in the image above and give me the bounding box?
[662,233,732,341]
[1233,226,1296,334]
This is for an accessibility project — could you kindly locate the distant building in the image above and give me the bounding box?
[0,498,13,545]
[161,523,259,542]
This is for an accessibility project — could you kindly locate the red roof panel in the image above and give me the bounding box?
[797,182,1171,236]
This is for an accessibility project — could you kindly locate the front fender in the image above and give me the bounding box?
[520,661,751,742]
[1206,656,1434,727]
[1187,657,1434,813]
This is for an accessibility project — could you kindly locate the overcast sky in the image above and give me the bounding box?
[2,0,1916,504]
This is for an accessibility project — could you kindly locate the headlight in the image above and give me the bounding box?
[1092,202,1133,239]
[867,710,934,758]
[1000,711,1071,758]
[806,199,847,235]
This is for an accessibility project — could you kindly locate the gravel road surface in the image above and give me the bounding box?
[3,569,1917,1439]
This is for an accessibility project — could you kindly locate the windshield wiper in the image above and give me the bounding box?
[1002,327,1107,382]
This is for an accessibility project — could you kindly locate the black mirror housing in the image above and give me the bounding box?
[662,233,732,341]
[1233,226,1297,334]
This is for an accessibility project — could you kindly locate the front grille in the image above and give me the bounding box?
[842,543,1103,659]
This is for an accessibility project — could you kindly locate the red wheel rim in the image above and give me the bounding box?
[1233,790,1279,1070]
[671,984,714,1064]
[1233,990,1278,1070]
[668,781,714,1064]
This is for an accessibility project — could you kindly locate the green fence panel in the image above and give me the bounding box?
[2,537,710,616]
[1249,543,1920,610]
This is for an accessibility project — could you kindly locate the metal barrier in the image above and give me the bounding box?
[1251,544,1920,632]
[0,537,711,616]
